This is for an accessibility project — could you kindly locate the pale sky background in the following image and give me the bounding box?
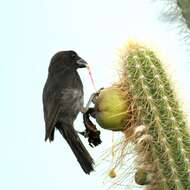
[1,0,190,190]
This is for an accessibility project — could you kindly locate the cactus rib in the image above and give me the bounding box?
[119,42,190,189]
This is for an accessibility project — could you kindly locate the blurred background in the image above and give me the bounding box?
[0,0,190,189]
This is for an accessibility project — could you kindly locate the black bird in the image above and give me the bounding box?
[42,50,94,174]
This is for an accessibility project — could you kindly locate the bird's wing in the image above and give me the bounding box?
[43,86,83,141]
[43,91,61,141]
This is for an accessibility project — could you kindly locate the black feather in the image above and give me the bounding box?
[56,122,94,174]
[42,51,94,173]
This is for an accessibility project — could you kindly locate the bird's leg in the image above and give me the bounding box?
[81,93,97,114]
[81,88,104,114]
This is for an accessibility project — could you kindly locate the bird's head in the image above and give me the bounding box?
[48,50,88,74]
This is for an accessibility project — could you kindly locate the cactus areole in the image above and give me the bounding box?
[95,87,128,131]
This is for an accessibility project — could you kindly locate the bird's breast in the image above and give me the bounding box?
[60,88,84,118]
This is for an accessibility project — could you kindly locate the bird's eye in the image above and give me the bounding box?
[71,52,77,58]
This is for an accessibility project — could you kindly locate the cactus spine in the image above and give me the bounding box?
[119,41,190,190]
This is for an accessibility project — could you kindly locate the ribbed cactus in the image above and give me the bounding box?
[118,41,190,189]
[177,0,190,30]
[94,40,190,189]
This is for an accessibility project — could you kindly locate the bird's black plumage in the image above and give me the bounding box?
[43,50,94,174]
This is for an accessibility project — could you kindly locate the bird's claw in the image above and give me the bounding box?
[78,130,88,138]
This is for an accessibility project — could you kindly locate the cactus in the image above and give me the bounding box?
[118,40,190,189]
[177,0,190,30]
[95,40,190,189]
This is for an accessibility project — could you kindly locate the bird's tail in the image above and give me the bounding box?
[57,122,94,174]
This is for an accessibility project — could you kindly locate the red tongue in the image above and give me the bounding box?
[87,66,97,92]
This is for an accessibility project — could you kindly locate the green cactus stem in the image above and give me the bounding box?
[118,40,190,190]
[177,0,190,30]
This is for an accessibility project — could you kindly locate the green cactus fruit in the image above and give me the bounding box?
[95,87,128,131]
[135,168,153,186]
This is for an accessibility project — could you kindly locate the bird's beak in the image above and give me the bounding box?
[77,58,88,68]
